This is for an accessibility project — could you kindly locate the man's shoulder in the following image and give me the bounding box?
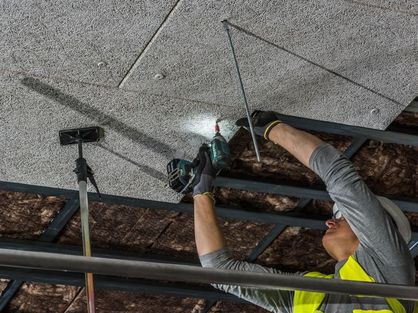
[354,244,415,285]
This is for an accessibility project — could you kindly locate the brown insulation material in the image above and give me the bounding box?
[63,289,201,313]
[258,227,335,274]
[214,187,299,214]
[0,191,65,240]
[0,279,10,294]
[151,213,274,261]
[352,141,418,197]
[58,202,179,253]
[406,213,418,227]
[5,283,79,313]
[302,199,333,216]
[226,128,352,185]
[149,212,197,261]
[351,137,418,264]
[390,111,418,130]
[208,300,269,313]
[220,218,275,260]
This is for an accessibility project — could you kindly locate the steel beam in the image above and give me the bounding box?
[272,113,418,146]
[404,101,418,113]
[342,136,368,158]
[40,198,81,242]
[0,181,196,213]
[2,178,418,214]
[246,224,287,263]
[0,281,22,312]
[215,177,418,213]
[408,241,418,258]
[0,180,326,227]
[0,182,417,236]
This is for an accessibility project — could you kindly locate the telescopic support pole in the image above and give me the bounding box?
[75,141,96,313]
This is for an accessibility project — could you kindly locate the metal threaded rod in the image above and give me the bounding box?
[0,249,417,301]
[222,20,261,162]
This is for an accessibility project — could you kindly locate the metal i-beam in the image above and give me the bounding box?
[408,241,418,258]
[215,177,418,213]
[246,224,287,263]
[342,136,368,158]
[0,182,418,238]
[273,113,418,146]
[0,249,418,301]
[0,181,196,213]
[0,198,79,311]
[2,179,418,214]
[0,180,323,230]
[404,100,418,113]
[40,198,81,242]
[0,181,325,227]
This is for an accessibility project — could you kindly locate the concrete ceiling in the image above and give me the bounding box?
[0,1,417,202]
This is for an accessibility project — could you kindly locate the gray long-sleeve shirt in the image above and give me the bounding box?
[200,143,416,313]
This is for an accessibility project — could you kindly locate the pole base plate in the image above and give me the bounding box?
[59,127,104,146]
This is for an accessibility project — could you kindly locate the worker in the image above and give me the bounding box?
[192,111,416,313]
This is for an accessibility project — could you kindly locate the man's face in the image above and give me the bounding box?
[322,216,359,261]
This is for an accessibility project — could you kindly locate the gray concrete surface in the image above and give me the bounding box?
[0,0,178,85]
[0,74,240,202]
[121,0,417,126]
[0,1,417,201]
[347,0,418,15]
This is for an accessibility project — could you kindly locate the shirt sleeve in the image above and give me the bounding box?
[309,143,410,265]
[200,248,298,313]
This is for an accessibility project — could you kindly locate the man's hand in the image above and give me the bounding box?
[192,144,216,199]
[236,110,323,168]
[236,110,282,140]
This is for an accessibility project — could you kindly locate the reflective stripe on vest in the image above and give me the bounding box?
[293,256,407,313]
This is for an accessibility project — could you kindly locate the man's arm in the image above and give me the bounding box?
[192,146,296,313]
[194,194,226,256]
[268,123,410,265]
[192,122,324,256]
[268,123,324,168]
[193,194,296,313]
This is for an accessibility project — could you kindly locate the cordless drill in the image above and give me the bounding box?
[167,123,231,194]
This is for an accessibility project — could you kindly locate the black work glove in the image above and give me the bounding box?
[192,144,216,199]
[236,110,282,140]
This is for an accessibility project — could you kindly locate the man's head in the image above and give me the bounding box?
[322,213,359,261]
[322,197,411,261]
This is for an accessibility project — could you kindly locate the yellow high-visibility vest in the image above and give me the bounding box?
[293,256,412,313]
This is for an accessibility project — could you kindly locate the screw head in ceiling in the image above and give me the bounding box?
[371,108,380,114]
[97,61,107,68]
[154,73,165,80]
